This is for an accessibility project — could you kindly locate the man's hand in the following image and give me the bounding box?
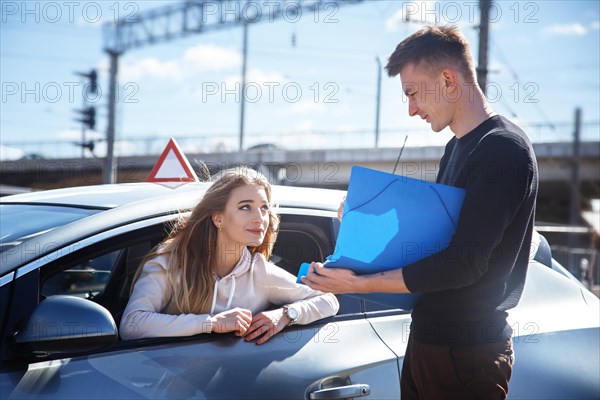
[210,308,253,336]
[337,196,346,221]
[302,262,411,294]
[301,262,361,294]
[243,309,289,345]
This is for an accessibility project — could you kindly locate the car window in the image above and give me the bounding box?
[272,230,324,276]
[41,250,122,299]
[272,214,395,316]
[0,204,100,252]
[271,212,337,277]
[34,224,165,324]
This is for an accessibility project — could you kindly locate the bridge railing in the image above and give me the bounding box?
[551,246,599,288]
[2,121,599,160]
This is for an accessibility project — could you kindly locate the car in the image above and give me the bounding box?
[0,185,33,197]
[246,143,284,152]
[0,181,598,399]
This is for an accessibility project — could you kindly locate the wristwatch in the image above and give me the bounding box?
[283,305,299,324]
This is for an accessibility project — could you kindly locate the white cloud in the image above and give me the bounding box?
[192,68,288,101]
[183,44,242,72]
[120,57,181,81]
[0,145,25,161]
[543,23,588,36]
[118,44,241,82]
[591,21,600,30]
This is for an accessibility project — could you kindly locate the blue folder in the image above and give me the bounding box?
[298,166,465,310]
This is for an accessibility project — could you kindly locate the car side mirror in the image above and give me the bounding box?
[11,295,118,357]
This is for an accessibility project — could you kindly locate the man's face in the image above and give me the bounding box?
[399,63,454,133]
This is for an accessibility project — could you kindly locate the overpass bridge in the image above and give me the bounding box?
[1,141,599,223]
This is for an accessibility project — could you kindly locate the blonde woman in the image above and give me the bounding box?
[120,167,339,344]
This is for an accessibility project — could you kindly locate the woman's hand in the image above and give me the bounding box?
[243,308,290,345]
[210,307,253,336]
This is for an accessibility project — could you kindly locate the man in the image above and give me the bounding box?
[303,26,538,399]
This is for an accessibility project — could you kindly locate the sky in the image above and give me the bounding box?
[1,0,599,159]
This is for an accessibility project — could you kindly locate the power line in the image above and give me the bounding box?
[1,51,99,64]
[498,96,518,119]
[252,40,388,57]
[490,37,556,129]
[252,48,371,61]
[0,24,99,37]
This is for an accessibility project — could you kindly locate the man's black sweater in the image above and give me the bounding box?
[402,115,539,346]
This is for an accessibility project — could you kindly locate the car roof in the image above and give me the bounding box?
[1,182,345,274]
[1,182,345,211]
[1,182,553,276]
[1,183,206,209]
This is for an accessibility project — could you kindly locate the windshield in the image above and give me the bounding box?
[0,204,100,253]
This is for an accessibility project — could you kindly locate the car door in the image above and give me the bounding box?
[1,212,402,399]
[3,316,400,399]
[362,300,412,378]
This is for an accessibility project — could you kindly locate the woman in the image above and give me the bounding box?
[120,167,339,344]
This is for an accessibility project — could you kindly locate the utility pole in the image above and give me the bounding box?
[374,56,382,148]
[569,107,582,269]
[477,0,491,95]
[104,51,119,184]
[239,21,249,152]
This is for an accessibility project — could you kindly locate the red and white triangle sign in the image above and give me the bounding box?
[147,138,199,183]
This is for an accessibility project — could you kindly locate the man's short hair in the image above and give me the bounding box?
[385,25,476,83]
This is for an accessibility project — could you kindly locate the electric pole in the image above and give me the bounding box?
[104,51,119,184]
[375,56,382,148]
[569,107,582,269]
[239,21,248,152]
[477,0,491,95]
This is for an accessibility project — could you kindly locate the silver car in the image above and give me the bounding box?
[0,182,598,399]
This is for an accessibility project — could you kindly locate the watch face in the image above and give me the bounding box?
[287,306,299,320]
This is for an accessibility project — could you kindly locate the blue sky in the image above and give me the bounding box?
[1,0,599,159]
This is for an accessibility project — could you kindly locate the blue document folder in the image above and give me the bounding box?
[299,166,465,310]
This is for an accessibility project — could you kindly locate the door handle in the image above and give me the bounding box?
[309,384,371,400]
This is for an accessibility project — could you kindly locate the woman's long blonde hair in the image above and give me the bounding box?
[134,167,279,315]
